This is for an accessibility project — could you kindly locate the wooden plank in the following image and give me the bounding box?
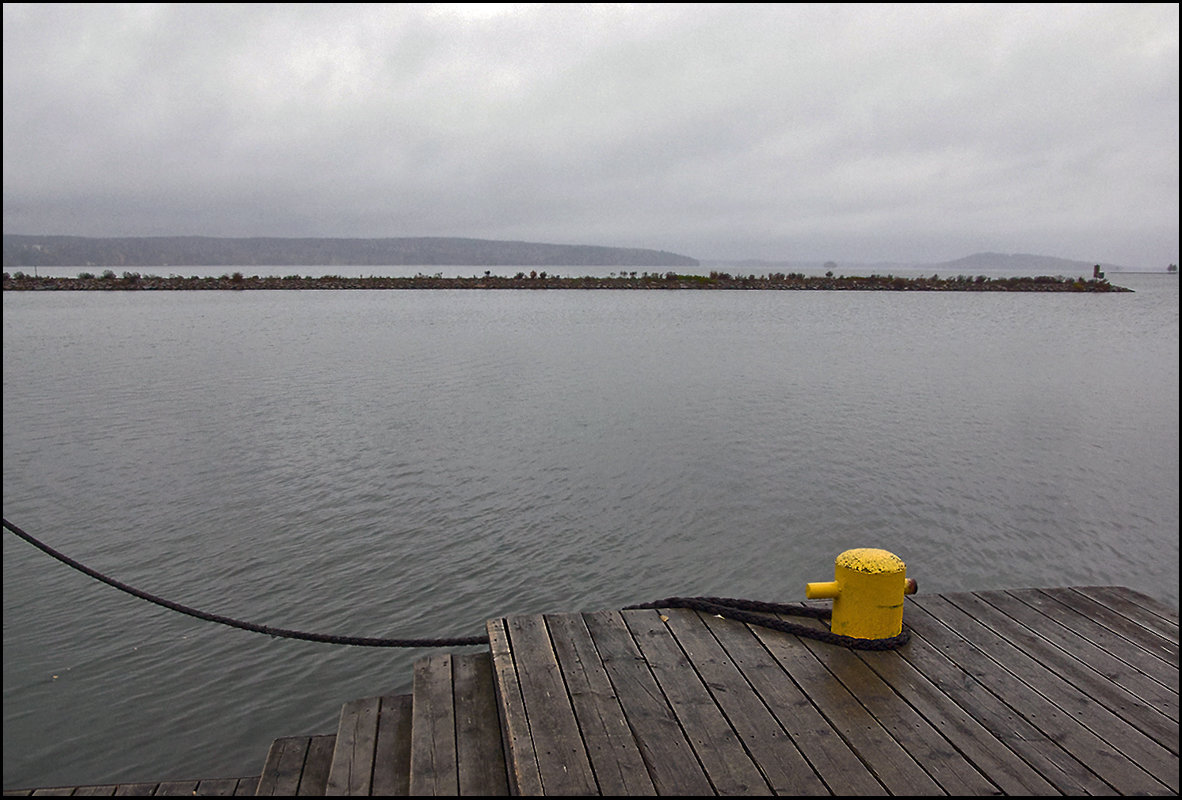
[913,592,1173,794]
[504,615,598,795]
[698,612,888,795]
[851,635,1060,795]
[662,609,829,795]
[371,694,413,796]
[940,591,1179,786]
[152,781,198,795]
[325,695,380,796]
[581,610,715,795]
[902,597,1113,794]
[8,778,259,798]
[621,608,772,795]
[990,590,1179,733]
[486,617,543,796]
[1012,588,1179,708]
[255,736,310,796]
[796,631,1000,794]
[545,613,655,796]
[1106,586,1181,624]
[409,653,459,796]
[297,735,335,795]
[232,777,259,796]
[452,652,509,796]
[1057,588,1179,663]
[190,777,239,796]
[1076,586,1181,631]
[752,616,944,795]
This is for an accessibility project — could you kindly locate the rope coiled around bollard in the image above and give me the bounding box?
[4,517,909,650]
[625,596,911,650]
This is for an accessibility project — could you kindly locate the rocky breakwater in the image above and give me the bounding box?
[3,270,1133,292]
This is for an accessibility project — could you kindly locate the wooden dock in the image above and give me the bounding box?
[5,586,1177,796]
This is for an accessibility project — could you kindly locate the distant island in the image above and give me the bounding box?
[2,270,1131,292]
[714,251,1161,275]
[1,234,698,269]
[4,235,1169,277]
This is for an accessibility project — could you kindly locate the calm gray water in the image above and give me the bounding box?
[3,273,1178,788]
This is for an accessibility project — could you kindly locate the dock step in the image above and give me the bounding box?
[409,651,509,796]
[255,734,335,795]
[256,652,509,796]
[324,694,413,795]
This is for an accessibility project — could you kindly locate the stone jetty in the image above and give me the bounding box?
[3,270,1132,292]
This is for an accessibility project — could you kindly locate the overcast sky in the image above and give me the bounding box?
[3,3,1178,266]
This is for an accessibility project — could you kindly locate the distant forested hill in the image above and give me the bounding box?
[927,252,1125,274]
[1,235,699,268]
[717,251,1139,274]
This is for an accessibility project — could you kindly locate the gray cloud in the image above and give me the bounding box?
[3,3,1178,266]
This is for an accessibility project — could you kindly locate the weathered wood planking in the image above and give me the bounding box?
[450,651,510,796]
[408,651,508,797]
[255,734,335,795]
[324,694,413,796]
[0,777,259,796]
[489,586,1178,795]
[6,585,1176,796]
[371,694,413,796]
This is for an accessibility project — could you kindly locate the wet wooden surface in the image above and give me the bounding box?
[490,586,1178,795]
[7,586,1176,796]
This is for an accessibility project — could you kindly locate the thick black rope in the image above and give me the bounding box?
[4,518,909,649]
[625,596,911,650]
[2,517,488,647]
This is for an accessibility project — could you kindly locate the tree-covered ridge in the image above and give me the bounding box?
[1,235,698,268]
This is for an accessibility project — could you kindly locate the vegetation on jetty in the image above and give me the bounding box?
[3,270,1131,292]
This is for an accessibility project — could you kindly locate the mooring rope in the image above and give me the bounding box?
[2,518,488,647]
[624,597,911,650]
[3,518,909,649]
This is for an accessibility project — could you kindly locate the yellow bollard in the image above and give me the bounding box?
[806,548,918,639]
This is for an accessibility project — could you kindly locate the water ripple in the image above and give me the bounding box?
[3,282,1177,789]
